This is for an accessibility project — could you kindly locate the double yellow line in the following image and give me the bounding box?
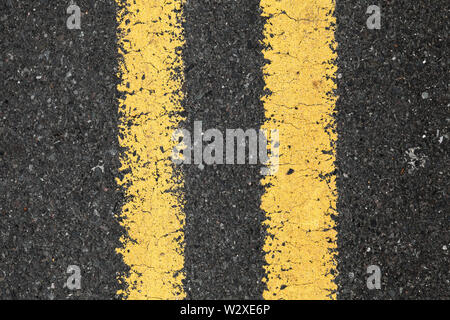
[116,0,337,300]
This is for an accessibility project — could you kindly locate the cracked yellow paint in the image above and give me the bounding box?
[116,0,185,299]
[261,0,338,299]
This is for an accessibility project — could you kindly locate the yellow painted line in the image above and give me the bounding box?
[116,0,185,299]
[261,0,338,299]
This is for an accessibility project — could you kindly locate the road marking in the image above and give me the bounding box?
[116,0,185,299]
[261,0,338,299]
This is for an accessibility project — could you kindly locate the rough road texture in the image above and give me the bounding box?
[335,0,449,299]
[181,0,267,299]
[0,0,127,299]
[0,0,448,300]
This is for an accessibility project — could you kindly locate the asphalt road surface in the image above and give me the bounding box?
[0,0,448,300]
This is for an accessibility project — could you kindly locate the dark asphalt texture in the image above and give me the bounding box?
[0,0,448,300]
[181,0,267,299]
[335,0,449,299]
[0,0,128,299]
